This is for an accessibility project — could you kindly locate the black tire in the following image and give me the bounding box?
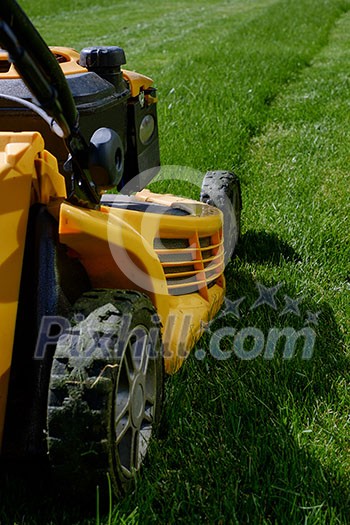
[47,289,163,500]
[200,170,241,263]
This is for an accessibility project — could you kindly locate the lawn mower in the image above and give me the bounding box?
[0,0,241,499]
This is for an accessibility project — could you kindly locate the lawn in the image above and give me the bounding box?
[0,0,349,523]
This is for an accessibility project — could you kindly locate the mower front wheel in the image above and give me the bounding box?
[47,289,163,499]
[200,170,241,263]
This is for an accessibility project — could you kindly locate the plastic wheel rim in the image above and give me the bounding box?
[114,324,157,478]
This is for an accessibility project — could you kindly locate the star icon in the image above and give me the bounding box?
[219,296,246,320]
[204,296,245,332]
[279,295,302,317]
[305,310,321,326]
[250,282,283,310]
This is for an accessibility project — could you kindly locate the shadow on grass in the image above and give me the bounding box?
[0,270,348,524]
[129,271,350,524]
[236,230,301,265]
[0,459,99,525]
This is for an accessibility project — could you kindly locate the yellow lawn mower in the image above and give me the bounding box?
[0,0,241,499]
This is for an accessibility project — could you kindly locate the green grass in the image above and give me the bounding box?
[1,0,349,523]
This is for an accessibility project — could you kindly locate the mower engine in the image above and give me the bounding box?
[0,45,160,191]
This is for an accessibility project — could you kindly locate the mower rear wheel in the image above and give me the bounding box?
[200,170,241,263]
[47,289,163,499]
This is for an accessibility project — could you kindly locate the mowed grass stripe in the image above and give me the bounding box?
[242,9,350,332]
[22,0,280,56]
[21,0,350,173]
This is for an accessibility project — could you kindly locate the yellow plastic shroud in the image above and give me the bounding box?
[0,131,225,449]
[0,132,66,448]
[59,192,225,373]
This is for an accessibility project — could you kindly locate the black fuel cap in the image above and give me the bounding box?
[80,46,126,70]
